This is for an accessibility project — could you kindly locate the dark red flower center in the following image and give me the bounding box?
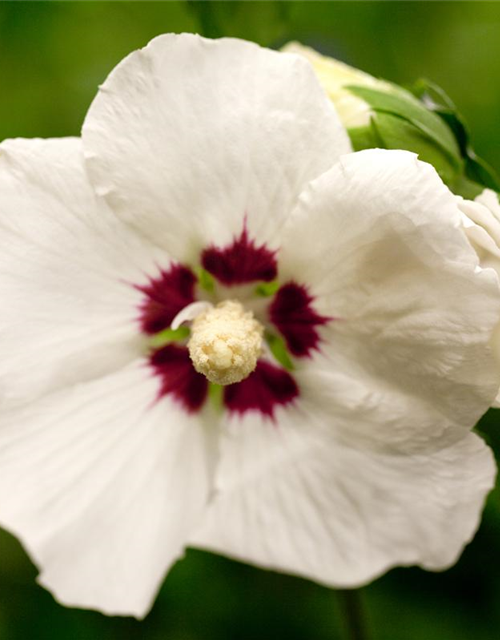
[136,264,196,335]
[150,344,208,413]
[137,227,330,418]
[269,282,330,357]
[224,360,298,419]
[201,227,277,286]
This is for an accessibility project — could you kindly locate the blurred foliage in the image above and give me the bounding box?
[0,1,499,639]
[187,0,291,41]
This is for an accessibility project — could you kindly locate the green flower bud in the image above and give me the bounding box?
[283,42,464,187]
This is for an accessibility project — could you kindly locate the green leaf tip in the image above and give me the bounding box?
[409,78,500,193]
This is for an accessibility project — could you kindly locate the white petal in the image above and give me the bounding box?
[460,195,500,256]
[460,211,500,259]
[0,362,217,617]
[82,34,351,261]
[278,149,500,422]
[0,137,166,406]
[190,408,494,587]
[476,188,500,221]
[459,189,500,406]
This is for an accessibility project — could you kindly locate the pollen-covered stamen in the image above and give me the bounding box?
[188,300,264,386]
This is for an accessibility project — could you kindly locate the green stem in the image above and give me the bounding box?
[337,589,370,640]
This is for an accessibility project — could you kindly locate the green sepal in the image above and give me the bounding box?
[409,79,500,192]
[149,325,190,348]
[346,84,462,171]
[449,175,484,201]
[348,121,384,152]
[370,112,460,186]
[196,267,215,293]
[265,331,294,371]
[254,280,280,297]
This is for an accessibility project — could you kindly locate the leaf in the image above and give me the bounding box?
[409,79,500,192]
[465,155,500,192]
[449,175,484,200]
[371,112,460,186]
[348,121,384,152]
[347,84,462,170]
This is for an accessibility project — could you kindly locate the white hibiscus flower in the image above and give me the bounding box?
[0,34,499,619]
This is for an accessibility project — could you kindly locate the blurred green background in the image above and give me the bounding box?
[1,1,499,639]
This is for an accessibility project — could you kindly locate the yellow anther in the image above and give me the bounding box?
[188,300,264,385]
